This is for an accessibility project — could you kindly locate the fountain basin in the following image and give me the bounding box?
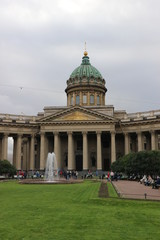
[19,178,83,184]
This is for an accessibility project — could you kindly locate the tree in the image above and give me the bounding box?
[111,151,160,177]
[0,160,17,177]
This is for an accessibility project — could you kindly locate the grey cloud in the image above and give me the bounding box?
[0,0,160,115]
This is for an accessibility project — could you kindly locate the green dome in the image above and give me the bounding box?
[70,54,103,79]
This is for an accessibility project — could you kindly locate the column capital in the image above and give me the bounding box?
[67,131,73,135]
[40,131,45,136]
[17,133,23,137]
[124,132,129,136]
[82,131,88,135]
[30,133,36,138]
[150,130,155,134]
[3,132,9,137]
[53,131,59,136]
[110,131,116,135]
[136,131,142,135]
[96,131,102,135]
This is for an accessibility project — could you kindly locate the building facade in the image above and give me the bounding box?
[0,51,160,173]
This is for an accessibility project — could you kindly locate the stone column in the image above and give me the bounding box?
[155,132,158,150]
[94,93,97,105]
[2,133,8,160]
[83,131,88,170]
[124,132,130,155]
[13,137,17,167]
[151,130,156,150]
[16,134,22,170]
[30,134,35,170]
[103,95,105,105]
[0,137,3,160]
[67,131,74,170]
[54,131,60,169]
[22,139,27,170]
[40,132,45,170]
[26,140,30,170]
[67,94,70,106]
[87,92,90,106]
[111,131,116,163]
[73,92,75,106]
[100,93,103,105]
[97,131,102,170]
[137,131,142,152]
[80,91,82,105]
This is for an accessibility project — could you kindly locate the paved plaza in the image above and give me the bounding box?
[112,180,160,200]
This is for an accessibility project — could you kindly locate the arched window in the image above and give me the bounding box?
[97,95,100,105]
[76,95,80,105]
[90,95,94,104]
[83,95,87,104]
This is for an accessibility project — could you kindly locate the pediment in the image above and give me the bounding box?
[57,110,100,121]
[39,106,117,123]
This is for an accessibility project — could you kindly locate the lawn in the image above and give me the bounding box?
[0,180,160,240]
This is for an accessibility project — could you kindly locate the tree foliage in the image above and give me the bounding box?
[111,151,160,177]
[0,160,17,177]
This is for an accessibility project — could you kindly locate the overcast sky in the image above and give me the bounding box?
[0,0,160,116]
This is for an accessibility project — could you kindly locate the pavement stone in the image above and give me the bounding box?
[112,180,160,200]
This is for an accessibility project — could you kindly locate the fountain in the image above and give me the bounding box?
[19,152,83,184]
[45,152,58,182]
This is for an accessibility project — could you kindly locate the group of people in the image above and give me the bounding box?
[17,170,27,179]
[140,175,160,189]
[100,171,118,181]
[63,170,79,180]
[140,175,154,186]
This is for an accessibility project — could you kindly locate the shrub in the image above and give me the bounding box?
[0,159,17,177]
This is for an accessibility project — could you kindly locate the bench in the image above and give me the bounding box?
[152,181,160,189]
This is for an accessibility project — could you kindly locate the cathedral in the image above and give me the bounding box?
[0,50,160,173]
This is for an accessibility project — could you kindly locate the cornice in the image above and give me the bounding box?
[120,118,160,127]
[39,120,116,126]
[0,122,39,129]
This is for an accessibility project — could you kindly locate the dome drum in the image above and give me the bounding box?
[66,51,107,107]
[65,84,107,95]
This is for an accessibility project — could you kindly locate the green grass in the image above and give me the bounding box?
[0,180,160,240]
[107,181,118,198]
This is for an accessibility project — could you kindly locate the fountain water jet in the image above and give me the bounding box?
[45,152,58,182]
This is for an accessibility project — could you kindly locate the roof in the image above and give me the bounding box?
[70,52,103,80]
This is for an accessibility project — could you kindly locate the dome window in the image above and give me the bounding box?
[76,95,80,105]
[83,95,87,104]
[97,95,100,105]
[90,95,94,104]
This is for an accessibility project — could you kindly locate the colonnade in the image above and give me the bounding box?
[0,129,159,171]
[124,130,158,155]
[39,130,117,171]
[0,133,35,171]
